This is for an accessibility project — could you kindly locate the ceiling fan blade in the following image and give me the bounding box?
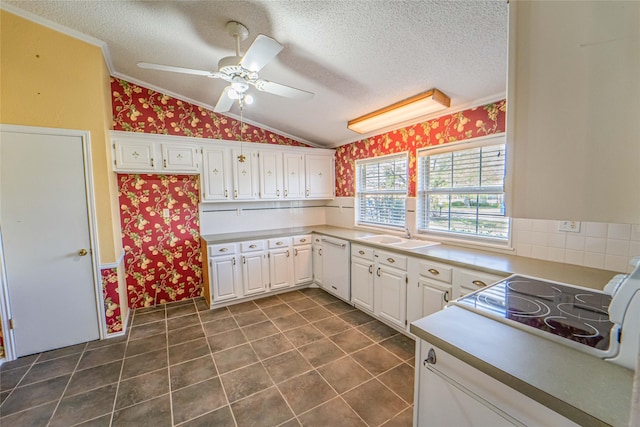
[214,87,235,113]
[239,35,283,72]
[255,80,314,100]
[137,62,214,77]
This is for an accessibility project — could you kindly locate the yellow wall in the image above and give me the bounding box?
[0,10,120,262]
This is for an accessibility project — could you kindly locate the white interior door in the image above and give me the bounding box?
[1,129,100,357]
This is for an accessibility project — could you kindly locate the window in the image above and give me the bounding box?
[356,153,408,228]
[417,136,508,240]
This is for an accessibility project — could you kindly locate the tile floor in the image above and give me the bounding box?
[0,288,415,426]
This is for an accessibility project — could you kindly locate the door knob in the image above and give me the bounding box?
[78,249,88,256]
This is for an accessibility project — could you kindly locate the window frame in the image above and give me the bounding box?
[416,134,510,245]
[355,152,409,230]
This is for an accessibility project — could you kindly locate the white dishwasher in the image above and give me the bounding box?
[320,236,351,301]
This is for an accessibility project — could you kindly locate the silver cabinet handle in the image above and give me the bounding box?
[387,257,395,263]
[376,267,381,277]
[443,290,450,303]
[242,256,246,264]
[286,250,290,258]
[472,280,487,287]
[276,241,284,246]
[224,190,228,198]
[151,158,155,168]
[232,257,236,265]
[249,244,257,249]
[428,268,440,275]
[276,189,280,197]
[234,190,238,198]
[321,238,346,248]
[219,248,229,252]
[284,189,288,197]
[319,248,322,256]
[369,265,373,274]
[294,249,298,256]
[163,159,167,168]
[306,189,310,197]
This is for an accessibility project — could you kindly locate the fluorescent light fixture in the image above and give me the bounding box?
[347,89,451,134]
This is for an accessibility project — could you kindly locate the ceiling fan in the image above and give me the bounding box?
[138,21,313,113]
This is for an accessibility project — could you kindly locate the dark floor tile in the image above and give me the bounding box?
[134,305,165,315]
[317,356,372,394]
[241,320,279,341]
[131,310,165,327]
[299,306,333,322]
[262,303,296,319]
[37,342,86,363]
[283,324,325,347]
[253,294,283,308]
[121,349,167,379]
[343,379,408,426]
[180,405,235,427]
[0,390,10,405]
[112,394,172,427]
[329,329,375,353]
[226,300,259,315]
[339,310,375,326]
[168,324,205,346]
[262,350,312,384]
[297,397,366,427]
[277,290,306,302]
[324,300,357,315]
[357,320,399,342]
[286,297,319,312]
[202,317,238,336]
[381,406,413,427]
[168,338,210,365]
[352,344,402,376]
[230,386,293,427]
[279,417,301,427]
[213,343,258,374]
[49,383,117,427]
[378,363,415,403]
[74,413,112,427]
[167,298,196,307]
[198,306,231,322]
[309,292,341,305]
[220,362,273,402]
[0,374,70,416]
[195,297,210,312]
[298,338,346,368]
[250,334,294,360]
[166,303,197,319]
[20,353,81,386]
[85,334,128,351]
[65,360,122,397]
[313,316,351,336]
[0,353,38,372]
[130,320,166,340]
[207,329,247,352]
[0,365,28,391]
[278,370,336,415]
[167,313,200,331]
[115,368,169,409]
[170,356,218,391]
[271,313,307,331]
[172,377,227,424]
[299,288,324,297]
[0,401,57,427]
[379,334,416,361]
[234,310,268,327]
[126,333,167,357]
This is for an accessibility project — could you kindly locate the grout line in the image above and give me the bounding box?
[45,341,88,427]
[109,304,137,426]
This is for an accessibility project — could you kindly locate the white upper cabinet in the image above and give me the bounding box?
[161,144,199,172]
[305,154,335,199]
[114,139,156,171]
[259,150,283,199]
[283,153,306,199]
[231,148,259,200]
[202,147,230,201]
[113,135,199,174]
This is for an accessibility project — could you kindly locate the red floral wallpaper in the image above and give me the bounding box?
[101,267,123,334]
[0,319,4,358]
[335,100,506,197]
[118,174,202,308]
[111,78,309,147]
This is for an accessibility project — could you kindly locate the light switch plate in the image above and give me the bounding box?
[558,220,581,233]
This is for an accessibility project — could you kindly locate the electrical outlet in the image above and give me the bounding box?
[162,208,170,218]
[558,220,581,233]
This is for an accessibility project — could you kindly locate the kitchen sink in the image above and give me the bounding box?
[357,234,439,249]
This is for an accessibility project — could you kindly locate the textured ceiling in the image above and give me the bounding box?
[3,0,508,147]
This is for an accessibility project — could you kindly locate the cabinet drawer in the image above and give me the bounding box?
[240,240,265,252]
[419,261,453,283]
[376,250,407,270]
[209,243,236,255]
[352,244,374,261]
[457,269,505,295]
[268,237,292,249]
[312,234,323,245]
[293,235,312,246]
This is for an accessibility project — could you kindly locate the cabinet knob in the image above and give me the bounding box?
[423,348,437,366]
[428,268,440,275]
[300,238,306,243]
[472,280,487,287]
[359,250,365,255]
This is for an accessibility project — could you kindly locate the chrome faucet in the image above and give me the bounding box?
[405,227,412,239]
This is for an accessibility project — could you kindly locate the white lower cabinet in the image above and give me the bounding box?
[374,253,407,329]
[210,253,241,303]
[241,248,269,297]
[415,339,578,427]
[269,237,294,290]
[351,245,375,313]
[312,235,323,286]
[293,243,313,285]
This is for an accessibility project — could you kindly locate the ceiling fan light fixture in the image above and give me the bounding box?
[347,89,451,134]
[244,94,254,105]
[228,88,241,99]
[231,76,249,93]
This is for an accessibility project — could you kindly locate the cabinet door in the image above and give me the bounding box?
[269,248,294,290]
[312,244,323,285]
[422,281,452,318]
[202,147,229,201]
[114,139,156,171]
[242,252,269,296]
[305,154,335,199]
[162,144,199,172]
[293,244,313,285]
[283,153,305,199]
[211,255,240,302]
[375,265,407,328]
[232,149,258,200]
[259,151,282,199]
[351,257,374,313]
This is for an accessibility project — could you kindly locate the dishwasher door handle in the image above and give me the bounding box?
[321,238,346,249]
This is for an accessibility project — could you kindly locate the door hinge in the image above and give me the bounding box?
[9,318,15,330]
[405,319,408,326]
[114,159,117,166]
[406,277,408,284]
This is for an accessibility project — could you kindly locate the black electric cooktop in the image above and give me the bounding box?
[454,275,615,351]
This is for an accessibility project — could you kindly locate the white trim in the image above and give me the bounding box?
[416,132,507,156]
[0,226,15,361]
[100,249,125,270]
[0,124,108,361]
[0,3,115,74]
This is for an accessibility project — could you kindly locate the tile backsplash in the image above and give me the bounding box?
[512,219,640,273]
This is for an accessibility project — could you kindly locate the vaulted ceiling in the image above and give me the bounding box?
[3,1,508,148]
